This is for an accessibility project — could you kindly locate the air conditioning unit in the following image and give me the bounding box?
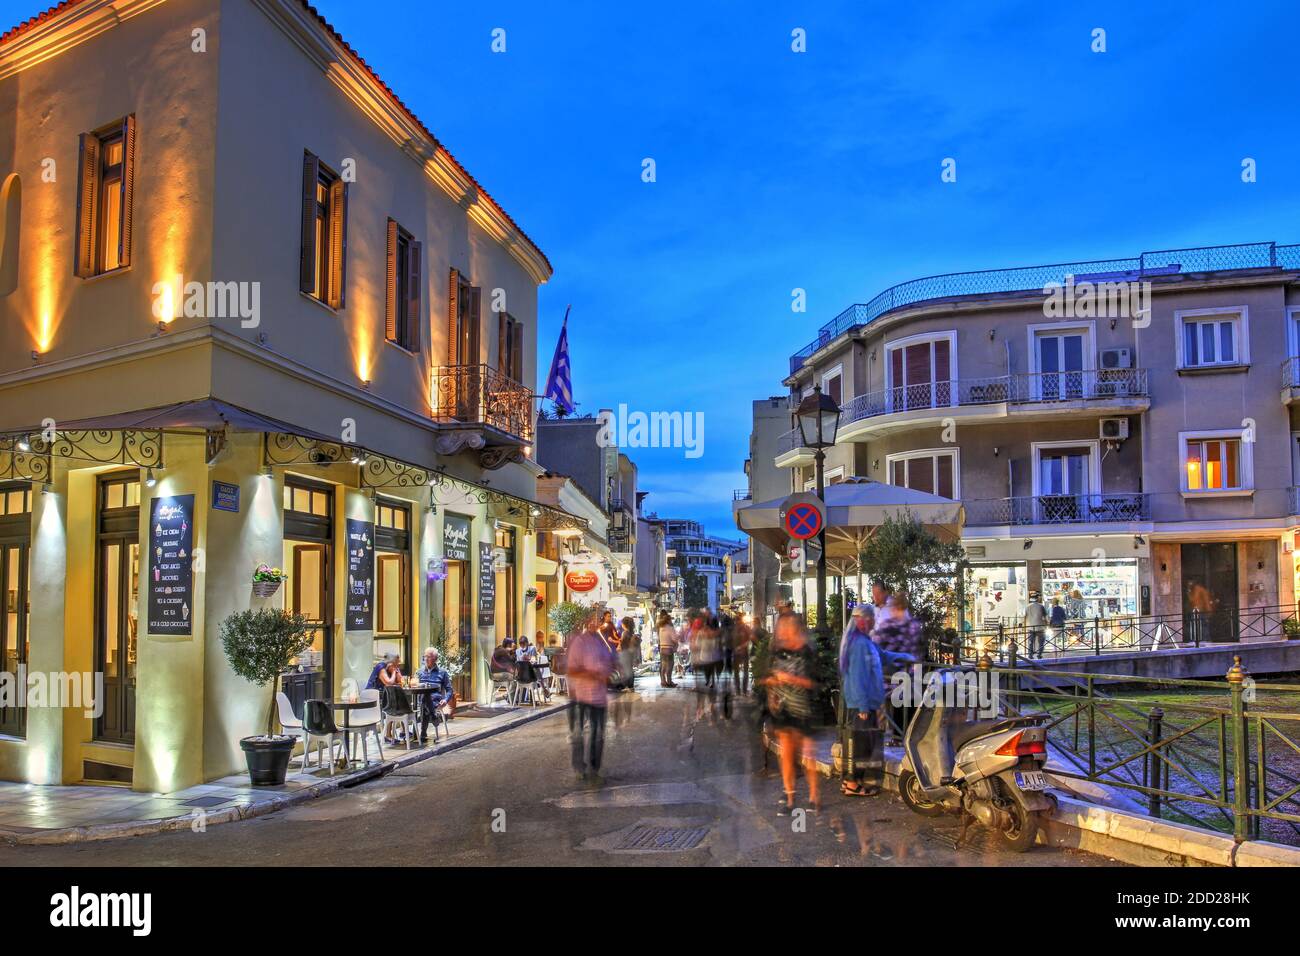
[1100,348,1132,370]
[1100,417,1130,441]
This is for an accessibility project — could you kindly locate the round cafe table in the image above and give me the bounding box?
[331,699,370,765]
[405,684,445,741]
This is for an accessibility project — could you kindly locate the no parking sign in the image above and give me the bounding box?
[779,493,826,541]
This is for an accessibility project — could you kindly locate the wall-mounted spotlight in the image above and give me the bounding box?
[15,435,30,452]
[145,467,157,488]
[350,452,368,466]
[262,464,274,479]
[1109,317,1118,330]
[992,446,1000,457]
[1022,539,1033,550]
[361,379,372,390]
[988,329,996,340]
[40,481,53,495]
[30,350,40,364]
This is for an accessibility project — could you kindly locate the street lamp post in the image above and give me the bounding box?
[794,384,841,638]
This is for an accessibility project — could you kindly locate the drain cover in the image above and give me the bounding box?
[181,795,234,809]
[614,824,709,851]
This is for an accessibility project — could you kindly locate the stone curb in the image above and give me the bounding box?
[0,702,571,847]
[764,733,1300,868]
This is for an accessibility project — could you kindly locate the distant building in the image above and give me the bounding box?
[662,518,744,612]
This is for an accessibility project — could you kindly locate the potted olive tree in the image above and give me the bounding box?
[219,608,314,786]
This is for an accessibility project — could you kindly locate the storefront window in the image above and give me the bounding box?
[1041,559,1138,619]
[283,476,333,688]
[374,499,410,668]
[494,526,517,641]
[964,563,1028,631]
[0,482,31,738]
[95,473,140,744]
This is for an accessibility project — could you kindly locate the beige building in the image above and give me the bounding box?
[0,0,571,791]
[768,242,1300,635]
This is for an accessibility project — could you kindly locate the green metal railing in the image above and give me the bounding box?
[994,659,1300,843]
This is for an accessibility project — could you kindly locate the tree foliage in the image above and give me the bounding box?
[548,601,588,640]
[858,510,965,643]
[219,608,314,735]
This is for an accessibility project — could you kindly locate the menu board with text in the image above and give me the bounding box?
[478,541,496,627]
[346,518,374,631]
[148,494,195,635]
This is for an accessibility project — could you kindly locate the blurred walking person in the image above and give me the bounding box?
[567,612,615,785]
[762,606,820,814]
[839,606,915,796]
[656,611,678,687]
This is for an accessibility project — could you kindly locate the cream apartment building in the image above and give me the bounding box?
[772,242,1300,635]
[0,0,575,791]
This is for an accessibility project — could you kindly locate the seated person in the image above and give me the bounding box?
[415,648,453,745]
[516,636,537,662]
[491,639,517,677]
[379,656,404,688]
[366,652,396,690]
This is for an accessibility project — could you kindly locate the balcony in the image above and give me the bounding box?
[773,427,815,468]
[836,368,1149,442]
[431,364,534,460]
[963,492,1150,528]
[789,240,1300,375]
[1282,358,1300,401]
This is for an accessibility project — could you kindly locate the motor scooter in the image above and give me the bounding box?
[895,668,1055,852]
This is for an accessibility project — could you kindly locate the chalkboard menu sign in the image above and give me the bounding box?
[346,518,374,631]
[443,515,471,562]
[478,541,496,627]
[147,494,195,635]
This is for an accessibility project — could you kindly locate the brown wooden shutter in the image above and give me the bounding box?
[447,267,460,364]
[406,240,421,351]
[384,218,398,341]
[298,151,319,294]
[497,311,506,372]
[468,285,482,365]
[513,322,523,382]
[117,115,136,268]
[329,178,347,309]
[74,132,100,278]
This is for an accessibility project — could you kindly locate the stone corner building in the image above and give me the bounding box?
[0,0,573,791]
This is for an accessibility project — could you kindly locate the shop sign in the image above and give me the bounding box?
[345,518,374,631]
[478,541,496,627]
[565,568,600,592]
[211,480,240,513]
[443,515,471,562]
[148,494,195,635]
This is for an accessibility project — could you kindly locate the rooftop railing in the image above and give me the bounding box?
[791,240,1300,374]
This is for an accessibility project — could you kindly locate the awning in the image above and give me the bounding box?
[735,478,965,562]
[1,398,337,442]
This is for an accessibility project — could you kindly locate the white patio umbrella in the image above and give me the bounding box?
[735,477,965,594]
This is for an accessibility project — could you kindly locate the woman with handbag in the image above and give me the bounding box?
[840,605,916,796]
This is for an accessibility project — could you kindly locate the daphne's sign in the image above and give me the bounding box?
[565,568,600,593]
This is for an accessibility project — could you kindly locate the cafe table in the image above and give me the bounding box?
[331,698,370,766]
[404,684,444,742]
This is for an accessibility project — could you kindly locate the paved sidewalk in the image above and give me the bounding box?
[0,700,569,845]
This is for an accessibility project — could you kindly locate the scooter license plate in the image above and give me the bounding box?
[1015,771,1049,791]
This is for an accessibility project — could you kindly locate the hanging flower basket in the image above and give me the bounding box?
[252,564,287,597]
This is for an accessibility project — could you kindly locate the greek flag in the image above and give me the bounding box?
[543,306,575,414]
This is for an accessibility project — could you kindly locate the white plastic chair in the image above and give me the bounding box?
[301,699,343,775]
[275,691,308,767]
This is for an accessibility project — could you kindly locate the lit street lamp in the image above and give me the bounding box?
[794,383,840,637]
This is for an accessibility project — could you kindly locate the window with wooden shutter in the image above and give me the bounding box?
[385,219,420,352]
[447,268,460,365]
[299,151,319,294]
[300,153,346,308]
[73,116,135,278]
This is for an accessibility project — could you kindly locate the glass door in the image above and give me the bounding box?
[889,339,951,412]
[1037,332,1086,400]
[1037,446,1092,523]
[0,542,28,737]
[1181,543,1238,643]
[95,474,139,744]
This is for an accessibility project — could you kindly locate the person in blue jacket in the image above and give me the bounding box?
[839,605,915,796]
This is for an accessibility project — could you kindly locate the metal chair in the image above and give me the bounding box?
[381,686,418,749]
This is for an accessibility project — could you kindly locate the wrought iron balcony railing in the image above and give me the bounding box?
[790,240,1300,373]
[840,368,1148,427]
[963,492,1149,526]
[1283,357,1300,389]
[776,428,808,455]
[431,364,534,444]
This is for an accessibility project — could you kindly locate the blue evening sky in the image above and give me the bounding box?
[315,1,1298,536]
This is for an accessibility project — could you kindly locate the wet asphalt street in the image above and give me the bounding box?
[0,678,1118,867]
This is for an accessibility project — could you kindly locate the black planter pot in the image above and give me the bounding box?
[239,735,296,786]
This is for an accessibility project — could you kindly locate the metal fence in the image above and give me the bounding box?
[995,664,1300,843]
[790,240,1300,373]
[939,604,1300,662]
[963,492,1149,526]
